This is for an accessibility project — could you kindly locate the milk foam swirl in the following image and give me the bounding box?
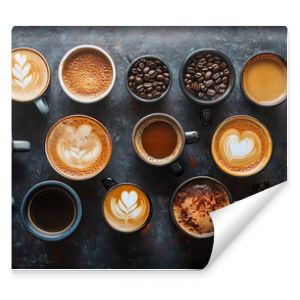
[103,185,151,232]
[110,191,143,222]
[219,129,262,167]
[12,53,33,89]
[56,124,102,169]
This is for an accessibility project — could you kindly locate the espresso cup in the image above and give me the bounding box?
[179,49,235,126]
[12,139,30,152]
[20,180,82,241]
[132,113,199,176]
[58,45,116,103]
[101,177,152,233]
[170,176,232,238]
[45,114,112,180]
[12,47,50,115]
[241,52,287,107]
[211,115,273,177]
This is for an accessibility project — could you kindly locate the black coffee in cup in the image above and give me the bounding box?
[21,181,82,241]
[27,187,76,233]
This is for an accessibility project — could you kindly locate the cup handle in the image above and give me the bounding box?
[34,97,49,116]
[184,131,199,144]
[169,160,184,176]
[12,140,31,152]
[101,177,117,190]
[199,107,212,126]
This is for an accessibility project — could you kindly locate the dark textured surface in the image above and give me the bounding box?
[12,26,287,269]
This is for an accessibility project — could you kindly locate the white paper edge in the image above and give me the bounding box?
[208,181,287,265]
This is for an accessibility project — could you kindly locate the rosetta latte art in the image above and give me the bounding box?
[111,191,142,222]
[12,53,33,89]
[56,124,102,169]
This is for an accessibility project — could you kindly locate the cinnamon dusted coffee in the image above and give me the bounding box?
[61,47,113,100]
[172,177,231,237]
[45,115,112,180]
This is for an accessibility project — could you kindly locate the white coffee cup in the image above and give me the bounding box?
[58,45,116,104]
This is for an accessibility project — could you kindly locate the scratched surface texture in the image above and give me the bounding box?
[12,27,287,269]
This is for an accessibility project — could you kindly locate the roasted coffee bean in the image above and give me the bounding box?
[143,74,150,81]
[222,76,229,83]
[215,77,222,84]
[187,67,196,74]
[204,71,212,80]
[144,83,152,88]
[156,75,164,81]
[128,57,170,100]
[205,80,214,87]
[206,89,216,97]
[135,77,143,84]
[183,52,231,100]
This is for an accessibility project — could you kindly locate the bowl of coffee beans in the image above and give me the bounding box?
[126,55,172,103]
[179,49,235,126]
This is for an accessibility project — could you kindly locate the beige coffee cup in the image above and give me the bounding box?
[58,45,116,104]
[12,47,50,115]
[211,115,273,177]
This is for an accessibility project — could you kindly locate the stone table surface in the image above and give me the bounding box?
[12,26,287,269]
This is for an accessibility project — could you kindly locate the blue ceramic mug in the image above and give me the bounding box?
[20,180,82,241]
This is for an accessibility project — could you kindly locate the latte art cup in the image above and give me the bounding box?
[211,115,273,177]
[58,45,116,103]
[101,177,152,233]
[12,47,50,115]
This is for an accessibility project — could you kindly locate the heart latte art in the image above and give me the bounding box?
[103,185,151,232]
[46,115,112,180]
[212,116,272,176]
[12,48,49,102]
[221,129,262,167]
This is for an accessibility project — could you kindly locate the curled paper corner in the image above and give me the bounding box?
[208,181,287,266]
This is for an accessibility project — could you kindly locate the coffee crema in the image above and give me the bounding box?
[46,115,112,180]
[12,48,50,102]
[242,53,287,106]
[211,115,272,176]
[102,184,151,232]
[133,114,184,166]
[172,178,230,237]
[62,48,113,100]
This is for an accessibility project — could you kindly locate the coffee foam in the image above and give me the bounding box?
[12,49,49,102]
[62,48,113,100]
[133,116,184,166]
[212,116,272,176]
[46,116,112,180]
[103,184,151,232]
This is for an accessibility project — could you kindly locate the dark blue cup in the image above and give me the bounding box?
[20,180,82,241]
